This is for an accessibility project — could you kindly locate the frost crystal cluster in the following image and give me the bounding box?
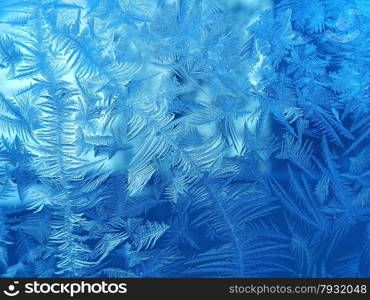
[0,0,369,277]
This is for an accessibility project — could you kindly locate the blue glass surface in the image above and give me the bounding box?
[0,0,369,278]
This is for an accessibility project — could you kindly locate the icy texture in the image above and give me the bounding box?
[0,0,369,277]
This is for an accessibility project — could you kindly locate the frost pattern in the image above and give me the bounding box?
[0,0,369,277]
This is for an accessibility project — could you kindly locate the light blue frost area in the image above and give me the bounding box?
[0,0,369,278]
